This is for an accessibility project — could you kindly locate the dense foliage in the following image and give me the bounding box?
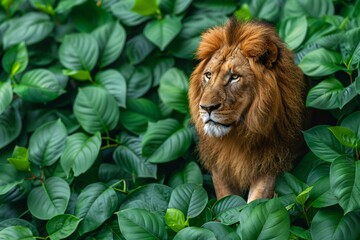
[0,0,360,239]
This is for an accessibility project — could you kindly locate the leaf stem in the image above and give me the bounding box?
[102,136,120,144]
[111,179,127,193]
[100,143,119,150]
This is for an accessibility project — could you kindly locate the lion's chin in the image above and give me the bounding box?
[203,122,232,137]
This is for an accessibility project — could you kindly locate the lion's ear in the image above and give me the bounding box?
[240,24,280,68]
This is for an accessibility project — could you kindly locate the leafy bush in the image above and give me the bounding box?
[0,0,359,239]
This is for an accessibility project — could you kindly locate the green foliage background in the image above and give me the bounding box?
[0,0,360,239]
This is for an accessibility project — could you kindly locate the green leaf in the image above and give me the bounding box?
[0,106,21,149]
[158,68,189,113]
[60,132,101,177]
[238,198,290,240]
[328,126,358,148]
[275,172,308,196]
[234,3,252,21]
[126,33,155,64]
[168,183,208,218]
[311,207,360,240]
[278,16,307,50]
[0,218,39,236]
[212,195,247,216]
[59,33,99,71]
[296,186,314,207]
[120,98,162,135]
[165,208,188,232]
[306,79,357,110]
[75,182,118,235]
[7,146,30,171]
[2,12,54,49]
[311,189,338,208]
[95,70,126,108]
[168,161,203,188]
[111,0,151,26]
[117,208,168,240]
[73,86,120,134]
[341,111,360,140]
[55,0,86,13]
[330,156,360,213]
[174,227,216,240]
[2,42,28,77]
[290,226,311,240]
[172,0,192,14]
[46,214,81,240]
[131,0,159,16]
[14,69,66,103]
[284,0,334,18]
[92,21,126,68]
[126,66,152,98]
[30,0,55,15]
[0,81,12,115]
[250,0,280,22]
[28,119,67,167]
[0,226,35,240]
[202,222,240,240]
[27,177,70,220]
[192,0,237,14]
[151,56,175,87]
[299,48,344,77]
[120,183,172,215]
[144,15,182,51]
[303,125,351,162]
[0,164,24,195]
[62,69,92,81]
[142,119,192,163]
[113,135,157,179]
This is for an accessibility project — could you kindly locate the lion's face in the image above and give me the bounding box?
[199,48,256,137]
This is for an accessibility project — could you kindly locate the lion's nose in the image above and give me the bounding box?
[200,103,221,114]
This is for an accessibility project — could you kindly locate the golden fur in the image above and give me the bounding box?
[188,19,307,197]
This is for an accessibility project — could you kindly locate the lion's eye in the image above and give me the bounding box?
[230,73,241,82]
[204,72,212,81]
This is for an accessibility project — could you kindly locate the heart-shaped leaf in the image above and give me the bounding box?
[0,81,12,115]
[238,198,290,240]
[328,126,358,148]
[59,33,99,71]
[117,208,168,240]
[0,226,35,240]
[131,0,159,16]
[28,119,67,167]
[95,70,126,108]
[330,156,360,213]
[173,227,216,240]
[142,119,192,163]
[119,98,161,135]
[60,132,101,177]
[202,222,240,240]
[92,21,126,68]
[311,207,360,240]
[165,208,188,232]
[126,66,152,98]
[73,86,120,134]
[303,125,351,162]
[120,183,172,214]
[299,48,344,77]
[158,68,189,113]
[7,146,30,171]
[144,15,182,51]
[278,16,307,50]
[306,79,357,110]
[111,0,150,26]
[75,182,118,235]
[168,183,208,218]
[14,69,66,103]
[46,214,81,240]
[0,106,21,149]
[168,161,203,188]
[2,42,28,77]
[27,177,70,220]
[2,12,54,49]
[113,134,157,179]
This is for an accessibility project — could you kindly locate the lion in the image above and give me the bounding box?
[188,19,307,202]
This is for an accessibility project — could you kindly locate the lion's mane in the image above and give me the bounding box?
[188,19,307,193]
